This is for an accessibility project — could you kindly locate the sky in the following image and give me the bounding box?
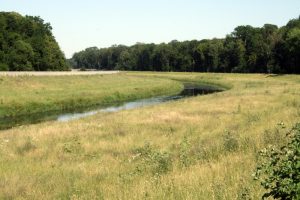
[1,0,300,58]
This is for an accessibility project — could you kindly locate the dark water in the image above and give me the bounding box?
[0,86,222,130]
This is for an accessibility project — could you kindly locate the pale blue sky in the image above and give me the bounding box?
[1,0,300,58]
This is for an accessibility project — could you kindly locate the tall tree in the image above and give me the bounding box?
[0,12,68,71]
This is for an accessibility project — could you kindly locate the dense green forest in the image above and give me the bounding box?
[0,12,68,71]
[71,16,300,74]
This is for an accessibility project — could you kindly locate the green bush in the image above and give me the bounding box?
[254,123,300,199]
[134,143,173,176]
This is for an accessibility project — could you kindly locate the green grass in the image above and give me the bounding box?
[0,73,183,117]
[0,72,299,199]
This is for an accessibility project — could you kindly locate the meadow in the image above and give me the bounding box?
[0,72,299,199]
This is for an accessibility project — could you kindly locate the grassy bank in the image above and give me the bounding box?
[0,73,183,118]
[0,72,299,199]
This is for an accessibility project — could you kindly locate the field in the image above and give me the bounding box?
[0,72,299,199]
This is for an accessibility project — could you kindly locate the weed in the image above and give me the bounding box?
[286,98,300,108]
[223,131,239,152]
[179,136,192,168]
[16,137,36,155]
[262,127,285,146]
[246,112,261,123]
[237,186,251,200]
[211,180,225,200]
[237,179,251,200]
[63,135,83,155]
[237,104,242,113]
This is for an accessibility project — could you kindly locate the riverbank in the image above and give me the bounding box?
[0,74,183,118]
[0,83,222,130]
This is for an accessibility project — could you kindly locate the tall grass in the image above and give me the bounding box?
[0,72,299,199]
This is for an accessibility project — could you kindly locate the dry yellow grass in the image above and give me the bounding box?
[0,72,299,199]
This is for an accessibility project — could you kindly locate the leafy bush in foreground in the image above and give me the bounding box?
[254,123,300,199]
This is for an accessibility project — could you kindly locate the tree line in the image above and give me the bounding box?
[71,16,300,74]
[0,12,69,71]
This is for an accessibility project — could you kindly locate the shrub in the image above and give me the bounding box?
[254,123,300,199]
[134,143,173,176]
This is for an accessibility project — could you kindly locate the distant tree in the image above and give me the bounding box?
[285,28,300,73]
[69,15,300,74]
[116,49,136,70]
[152,44,172,71]
[261,24,279,73]
[272,17,300,74]
[193,39,223,72]
[222,37,246,72]
[0,63,9,71]
[83,47,100,69]
[135,44,154,71]
[99,48,113,70]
